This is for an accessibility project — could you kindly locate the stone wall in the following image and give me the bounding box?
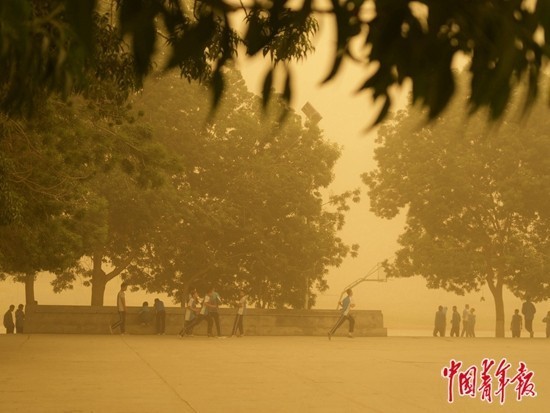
[24,305,387,336]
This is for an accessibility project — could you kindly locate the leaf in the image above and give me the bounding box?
[262,68,274,108]
[322,52,343,84]
[371,96,391,128]
[211,67,224,109]
[282,68,292,104]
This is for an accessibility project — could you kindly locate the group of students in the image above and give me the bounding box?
[179,287,248,338]
[510,298,550,338]
[108,282,248,337]
[137,298,167,334]
[3,304,25,334]
[434,304,478,337]
[434,298,550,338]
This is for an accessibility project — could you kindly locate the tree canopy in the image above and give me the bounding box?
[363,74,550,337]
[2,0,550,124]
[0,94,175,304]
[122,68,358,308]
[0,63,358,308]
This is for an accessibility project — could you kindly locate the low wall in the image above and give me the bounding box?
[24,305,387,337]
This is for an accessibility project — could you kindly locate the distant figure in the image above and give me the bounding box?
[180,289,199,337]
[510,309,523,338]
[15,304,25,334]
[522,298,536,338]
[154,298,166,335]
[433,305,447,337]
[328,288,355,340]
[139,302,152,326]
[3,305,15,334]
[450,306,461,337]
[110,283,128,334]
[207,287,223,337]
[461,304,470,337]
[542,311,550,338]
[231,291,248,338]
[467,308,476,338]
[183,290,209,335]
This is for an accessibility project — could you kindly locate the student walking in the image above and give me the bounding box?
[522,297,536,338]
[110,283,128,334]
[180,289,199,337]
[433,305,447,337]
[510,309,522,338]
[231,291,248,337]
[328,289,356,340]
[183,291,209,335]
[3,305,15,334]
[450,306,461,337]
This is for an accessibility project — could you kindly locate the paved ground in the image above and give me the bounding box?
[0,334,548,412]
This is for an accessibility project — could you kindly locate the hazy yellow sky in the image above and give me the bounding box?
[236,14,536,332]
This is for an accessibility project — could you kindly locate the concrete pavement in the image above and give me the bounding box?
[0,334,548,412]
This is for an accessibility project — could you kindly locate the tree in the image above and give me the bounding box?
[0,93,177,305]
[125,68,358,308]
[3,1,548,126]
[363,75,550,337]
[0,103,93,304]
[50,106,178,306]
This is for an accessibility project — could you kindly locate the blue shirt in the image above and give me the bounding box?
[341,296,353,315]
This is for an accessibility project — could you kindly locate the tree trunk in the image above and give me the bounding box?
[492,284,505,338]
[24,272,35,306]
[91,274,107,306]
[90,252,107,306]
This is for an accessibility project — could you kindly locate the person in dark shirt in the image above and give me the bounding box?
[450,306,461,337]
[15,304,25,334]
[521,298,536,338]
[139,301,152,326]
[3,304,15,334]
[510,309,522,338]
[433,305,447,337]
[154,298,166,335]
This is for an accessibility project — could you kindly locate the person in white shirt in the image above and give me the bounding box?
[231,291,248,337]
[206,287,223,337]
[110,283,127,334]
[180,289,199,337]
[182,288,210,336]
[328,289,356,340]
